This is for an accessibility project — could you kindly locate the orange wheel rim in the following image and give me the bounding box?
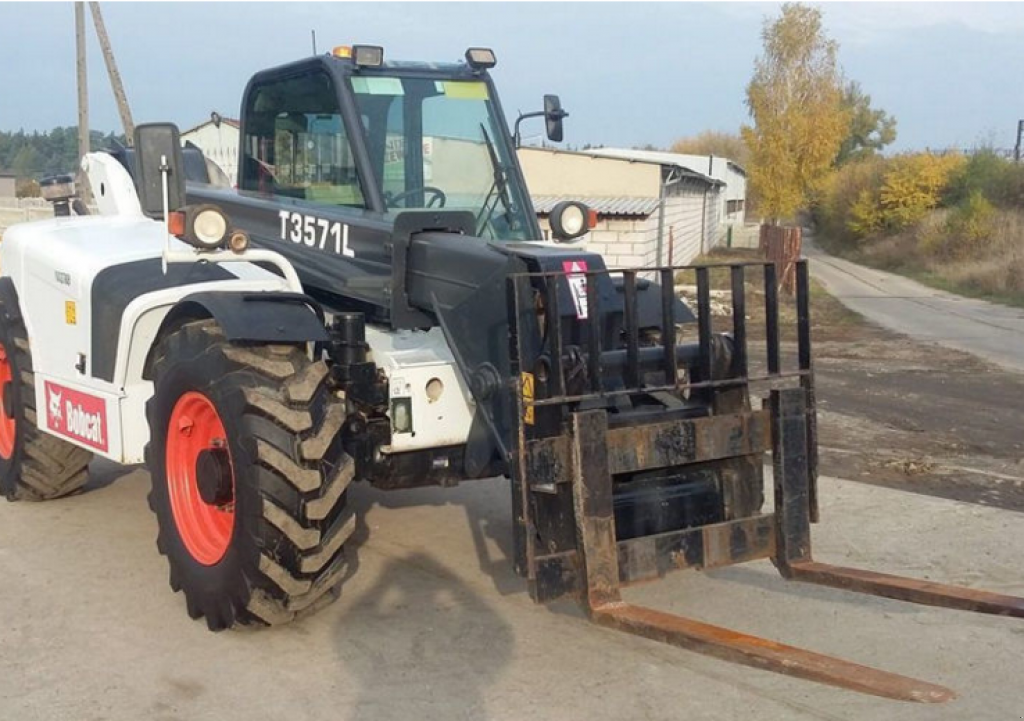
[166,391,235,565]
[0,344,16,460]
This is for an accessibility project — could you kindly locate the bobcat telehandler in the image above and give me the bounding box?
[2,44,1021,702]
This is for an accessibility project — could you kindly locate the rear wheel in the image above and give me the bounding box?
[0,300,92,501]
[146,319,354,630]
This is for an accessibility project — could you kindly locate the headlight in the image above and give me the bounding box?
[192,207,228,247]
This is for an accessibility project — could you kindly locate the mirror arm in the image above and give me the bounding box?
[513,110,546,148]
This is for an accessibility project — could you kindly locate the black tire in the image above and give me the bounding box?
[0,300,92,501]
[145,319,354,630]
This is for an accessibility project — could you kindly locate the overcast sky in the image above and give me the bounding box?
[1,2,1023,152]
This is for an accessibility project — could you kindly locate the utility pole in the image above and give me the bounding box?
[89,2,134,142]
[1015,120,1024,163]
[75,3,91,201]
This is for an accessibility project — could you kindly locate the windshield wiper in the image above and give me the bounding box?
[477,123,517,235]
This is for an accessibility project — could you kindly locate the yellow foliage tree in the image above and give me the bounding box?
[742,3,849,223]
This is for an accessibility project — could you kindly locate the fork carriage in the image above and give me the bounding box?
[505,259,1023,702]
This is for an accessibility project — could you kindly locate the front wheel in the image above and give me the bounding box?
[146,319,355,630]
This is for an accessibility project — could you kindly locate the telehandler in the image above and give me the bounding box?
[2,44,1021,702]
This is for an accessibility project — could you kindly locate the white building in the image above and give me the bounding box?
[519,146,725,268]
[585,148,748,242]
[181,115,241,183]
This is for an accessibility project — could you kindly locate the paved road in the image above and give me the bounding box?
[1,464,1022,720]
[805,243,1024,373]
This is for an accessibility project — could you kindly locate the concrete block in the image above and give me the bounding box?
[602,219,635,232]
[615,255,645,268]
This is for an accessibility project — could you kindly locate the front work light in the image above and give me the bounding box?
[465,47,496,70]
[549,200,592,243]
[353,45,384,67]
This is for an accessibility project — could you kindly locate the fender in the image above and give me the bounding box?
[146,290,329,374]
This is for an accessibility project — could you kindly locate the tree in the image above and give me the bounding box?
[742,3,849,223]
[835,81,897,164]
[10,145,42,178]
[0,127,126,180]
[670,131,751,167]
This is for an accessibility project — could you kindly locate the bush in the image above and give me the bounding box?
[877,153,965,231]
[942,191,995,259]
[945,150,1024,209]
[811,156,884,246]
[813,152,964,245]
[847,187,882,237]
[14,178,40,198]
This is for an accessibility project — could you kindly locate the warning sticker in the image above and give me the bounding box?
[44,381,108,452]
[65,300,77,325]
[521,372,535,425]
[562,260,589,320]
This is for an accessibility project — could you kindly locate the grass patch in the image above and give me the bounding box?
[675,248,865,340]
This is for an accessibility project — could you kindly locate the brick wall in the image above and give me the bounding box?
[537,216,658,269]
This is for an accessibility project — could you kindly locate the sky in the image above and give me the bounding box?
[1,2,1023,153]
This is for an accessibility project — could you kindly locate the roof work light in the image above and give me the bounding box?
[353,45,384,67]
[465,47,496,70]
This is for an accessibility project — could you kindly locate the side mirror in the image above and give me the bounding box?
[514,96,570,148]
[549,200,594,243]
[544,94,567,143]
[133,122,185,219]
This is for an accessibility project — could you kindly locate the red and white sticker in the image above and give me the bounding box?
[562,260,589,320]
[45,381,108,452]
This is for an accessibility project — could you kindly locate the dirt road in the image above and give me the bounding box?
[805,242,1024,373]
[0,465,1022,721]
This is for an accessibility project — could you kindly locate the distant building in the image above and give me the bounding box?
[518,146,725,268]
[0,173,16,198]
[181,115,240,183]
[586,148,748,233]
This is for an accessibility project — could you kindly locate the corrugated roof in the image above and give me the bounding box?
[531,195,659,217]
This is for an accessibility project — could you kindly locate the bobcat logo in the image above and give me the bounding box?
[48,390,63,425]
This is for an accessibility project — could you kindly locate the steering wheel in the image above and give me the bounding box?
[385,186,447,209]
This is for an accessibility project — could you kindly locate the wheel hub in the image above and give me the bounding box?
[196,447,233,506]
[0,343,15,460]
[165,391,235,566]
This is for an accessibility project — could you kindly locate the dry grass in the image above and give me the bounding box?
[675,248,864,341]
[849,208,1024,306]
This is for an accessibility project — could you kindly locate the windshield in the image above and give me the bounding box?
[350,74,535,241]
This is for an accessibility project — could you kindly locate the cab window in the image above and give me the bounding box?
[241,70,365,208]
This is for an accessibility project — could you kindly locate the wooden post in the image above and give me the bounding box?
[759,224,802,295]
[75,3,91,204]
